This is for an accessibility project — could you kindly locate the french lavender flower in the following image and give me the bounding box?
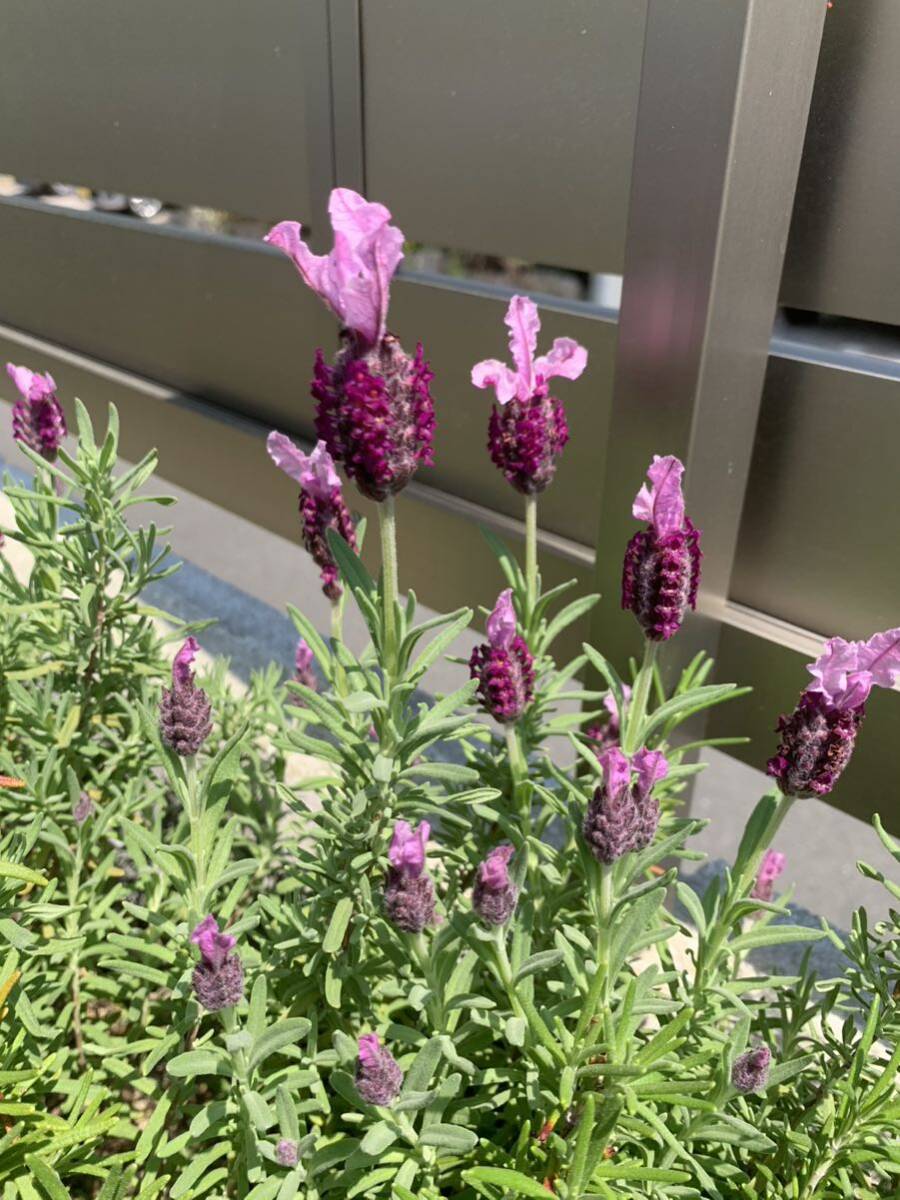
[266,189,435,502]
[586,686,632,756]
[767,628,900,798]
[159,637,213,756]
[383,820,436,934]
[6,363,67,462]
[582,747,669,864]
[471,295,588,494]
[731,1044,772,1093]
[469,589,535,723]
[294,638,317,691]
[622,455,702,642]
[73,792,94,826]
[751,849,786,903]
[355,1033,404,1106]
[267,433,357,599]
[472,844,518,927]
[275,1139,298,1167]
[190,915,244,1012]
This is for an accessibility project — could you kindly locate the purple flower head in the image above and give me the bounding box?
[582,747,669,863]
[275,1138,298,1168]
[190,915,243,1012]
[751,849,786,904]
[472,296,587,495]
[731,1044,771,1094]
[388,820,430,879]
[73,792,94,826]
[292,637,317,694]
[160,638,212,756]
[470,590,534,723]
[266,189,404,349]
[268,432,357,599]
[472,844,518,927]
[7,363,67,462]
[355,1033,404,1106]
[767,627,900,798]
[267,190,434,502]
[622,455,702,642]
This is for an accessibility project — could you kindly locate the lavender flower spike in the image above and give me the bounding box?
[268,432,357,599]
[469,589,535,723]
[190,915,244,1012]
[751,849,786,903]
[159,637,213,756]
[267,189,435,502]
[355,1033,404,1106]
[383,820,436,934]
[622,455,702,641]
[6,363,67,462]
[768,627,900,798]
[731,1044,772,1093]
[472,295,588,495]
[472,844,519,927]
[582,747,669,863]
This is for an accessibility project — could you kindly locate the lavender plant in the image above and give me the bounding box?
[0,188,897,1199]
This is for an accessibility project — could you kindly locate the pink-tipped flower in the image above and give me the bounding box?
[622,456,702,641]
[767,628,900,798]
[472,844,518,927]
[266,189,434,502]
[355,1034,404,1106]
[383,820,436,933]
[268,433,357,600]
[159,637,213,756]
[294,638,317,691]
[751,849,786,903]
[582,747,669,864]
[7,364,67,463]
[472,295,587,495]
[190,915,244,1012]
[469,589,535,724]
[585,685,632,756]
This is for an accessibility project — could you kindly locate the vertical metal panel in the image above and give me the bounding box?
[591,0,826,668]
[781,0,900,325]
[730,355,900,638]
[361,0,647,272]
[328,0,365,192]
[0,1,315,222]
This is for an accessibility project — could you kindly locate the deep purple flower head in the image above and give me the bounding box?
[472,844,518,926]
[73,792,94,826]
[751,849,786,903]
[190,915,244,1012]
[275,1139,298,1167]
[266,190,434,502]
[622,456,702,641]
[7,363,67,463]
[472,295,587,495]
[159,637,213,757]
[469,589,535,724]
[355,1033,404,1107]
[586,685,632,757]
[582,747,669,864]
[731,1044,771,1093]
[268,433,357,599]
[767,628,900,798]
[383,820,436,933]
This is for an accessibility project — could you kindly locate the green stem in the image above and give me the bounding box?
[330,598,344,646]
[378,495,399,677]
[220,1006,249,1083]
[622,640,659,755]
[524,494,538,620]
[410,932,443,1032]
[495,931,566,1067]
[184,755,206,922]
[572,864,613,1054]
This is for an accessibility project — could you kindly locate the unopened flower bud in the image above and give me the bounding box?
[355,1033,403,1106]
[190,915,244,1012]
[469,589,534,723]
[159,637,212,756]
[731,1045,771,1093]
[73,792,94,826]
[275,1138,298,1167]
[751,849,786,904]
[6,364,67,462]
[472,844,518,926]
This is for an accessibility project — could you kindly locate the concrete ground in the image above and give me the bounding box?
[2,428,897,977]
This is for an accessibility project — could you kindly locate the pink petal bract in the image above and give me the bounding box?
[632,455,686,537]
[486,588,517,650]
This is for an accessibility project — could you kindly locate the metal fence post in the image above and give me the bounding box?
[590,0,827,677]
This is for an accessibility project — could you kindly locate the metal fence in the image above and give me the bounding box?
[0,0,897,820]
